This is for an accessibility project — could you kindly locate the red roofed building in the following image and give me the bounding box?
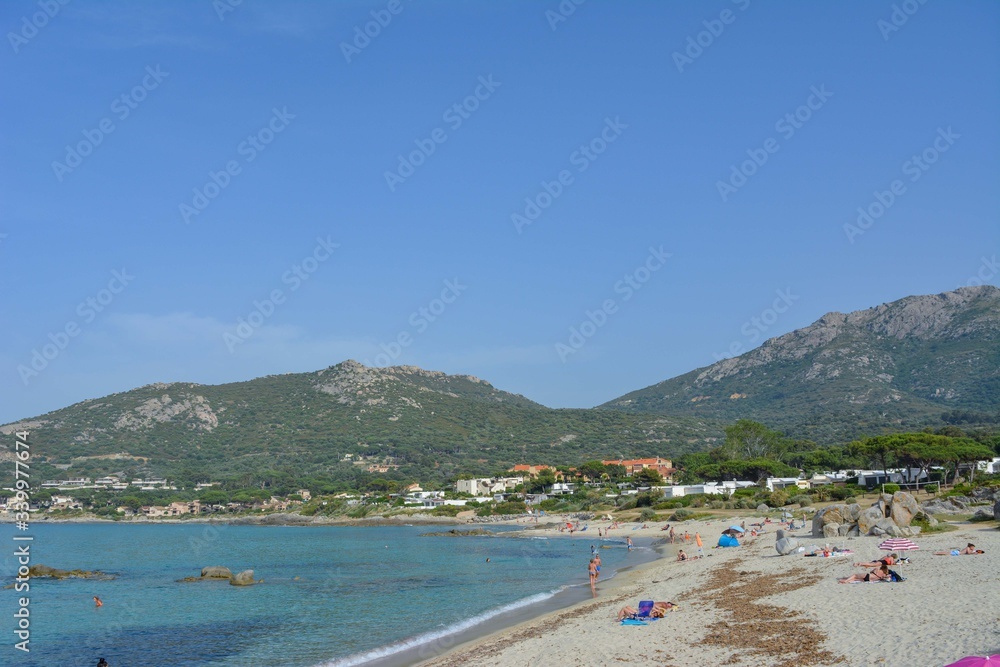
[510,464,566,480]
[602,457,675,482]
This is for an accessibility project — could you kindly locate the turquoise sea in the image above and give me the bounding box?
[0,523,652,667]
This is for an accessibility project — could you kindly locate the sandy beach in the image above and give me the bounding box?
[419,516,1000,667]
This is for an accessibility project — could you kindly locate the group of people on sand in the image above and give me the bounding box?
[838,552,902,583]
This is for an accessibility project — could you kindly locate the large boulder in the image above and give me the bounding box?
[857,505,886,535]
[229,569,260,586]
[756,504,770,513]
[822,523,840,539]
[890,492,919,527]
[995,499,1000,521]
[775,535,799,556]
[972,507,995,521]
[841,503,862,524]
[201,566,233,579]
[813,504,848,536]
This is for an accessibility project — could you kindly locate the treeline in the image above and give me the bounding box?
[674,420,999,487]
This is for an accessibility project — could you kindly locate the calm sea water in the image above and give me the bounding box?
[0,522,647,667]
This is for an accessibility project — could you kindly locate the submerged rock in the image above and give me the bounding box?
[27,564,114,580]
[229,569,261,586]
[420,528,493,537]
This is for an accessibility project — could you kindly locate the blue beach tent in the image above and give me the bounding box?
[718,534,740,548]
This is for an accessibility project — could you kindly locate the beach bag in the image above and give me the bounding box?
[888,569,905,582]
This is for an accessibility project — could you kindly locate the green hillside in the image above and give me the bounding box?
[601,286,1000,441]
[1,361,719,487]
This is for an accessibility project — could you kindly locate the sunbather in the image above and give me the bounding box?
[838,563,891,583]
[934,543,983,555]
[854,553,897,567]
[617,601,676,621]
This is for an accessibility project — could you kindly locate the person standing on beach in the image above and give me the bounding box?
[594,553,602,581]
[588,558,598,596]
[626,536,633,551]
[695,532,704,557]
[669,526,675,543]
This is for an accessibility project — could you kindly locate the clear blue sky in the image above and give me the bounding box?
[2,0,998,424]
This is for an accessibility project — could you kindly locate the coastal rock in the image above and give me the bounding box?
[890,492,919,527]
[972,507,995,521]
[857,506,885,535]
[229,570,260,586]
[28,565,114,580]
[823,523,840,539]
[847,525,861,537]
[775,529,800,556]
[842,503,862,524]
[995,499,1000,521]
[421,528,493,537]
[201,566,233,579]
[757,504,770,512]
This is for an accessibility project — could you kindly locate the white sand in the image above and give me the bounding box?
[419,516,1000,667]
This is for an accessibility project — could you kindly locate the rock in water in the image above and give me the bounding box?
[229,569,259,586]
[201,566,233,579]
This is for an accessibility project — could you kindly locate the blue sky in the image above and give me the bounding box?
[2,0,998,424]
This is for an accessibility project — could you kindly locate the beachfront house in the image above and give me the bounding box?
[455,477,523,497]
[549,483,575,495]
[977,457,1000,474]
[764,477,807,492]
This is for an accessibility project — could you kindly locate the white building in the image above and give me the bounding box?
[455,477,523,497]
[977,457,1000,475]
[764,477,806,492]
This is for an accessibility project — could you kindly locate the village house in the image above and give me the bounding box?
[455,477,523,497]
[602,457,676,482]
[48,495,83,511]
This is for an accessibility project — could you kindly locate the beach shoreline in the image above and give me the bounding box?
[412,517,1000,667]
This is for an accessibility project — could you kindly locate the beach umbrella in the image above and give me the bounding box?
[728,525,745,533]
[945,655,1000,667]
[877,538,919,551]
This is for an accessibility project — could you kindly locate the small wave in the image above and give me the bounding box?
[314,589,563,667]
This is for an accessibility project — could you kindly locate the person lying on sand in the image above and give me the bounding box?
[838,563,891,584]
[934,543,984,555]
[616,601,677,621]
[854,553,897,567]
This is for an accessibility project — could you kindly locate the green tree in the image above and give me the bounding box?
[633,468,664,486]
[723,420,789,461]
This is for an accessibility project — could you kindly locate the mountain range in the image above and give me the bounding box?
[3,285,997,485]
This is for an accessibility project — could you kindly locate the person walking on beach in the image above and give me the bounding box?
[588,557,598,596]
